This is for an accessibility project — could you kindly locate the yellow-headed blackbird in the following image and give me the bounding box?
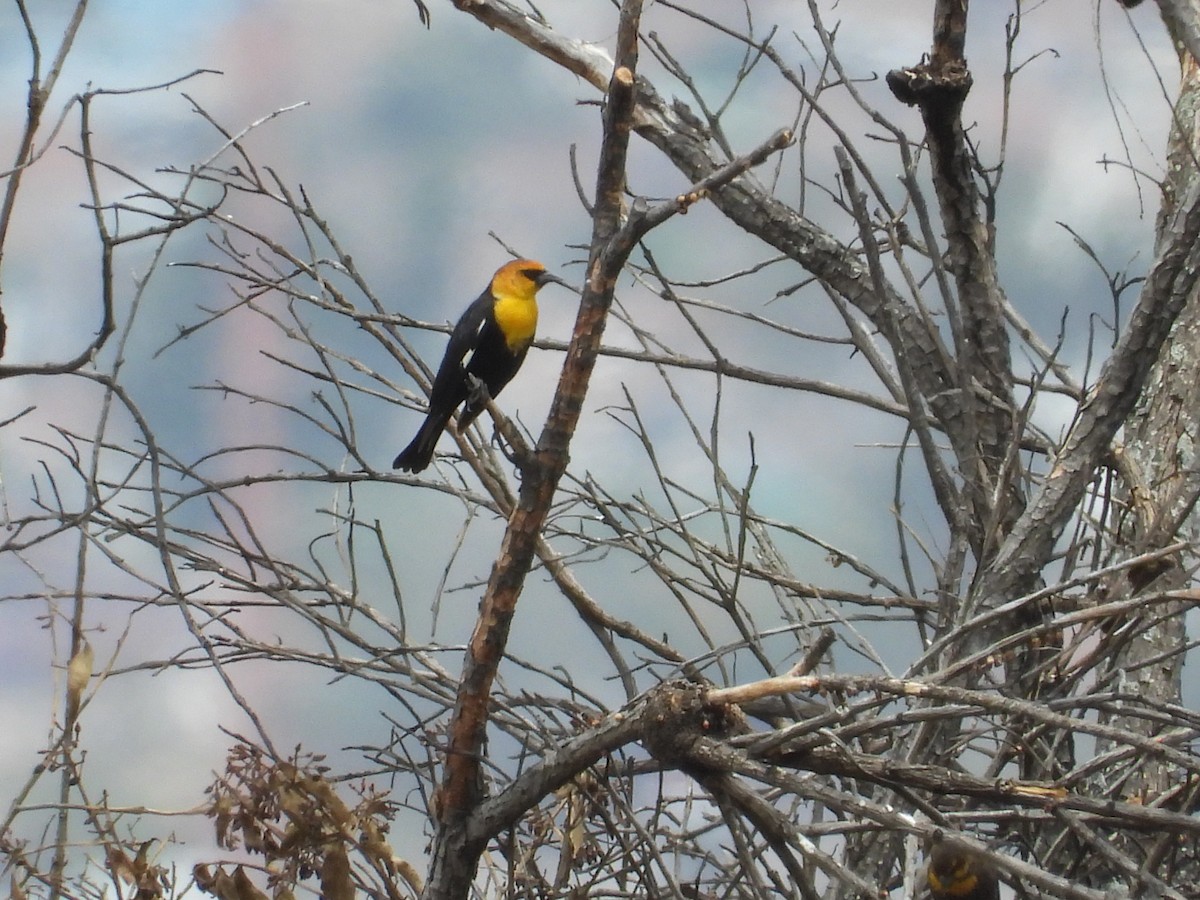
[927,840,1000,900]
[393,259,564,473]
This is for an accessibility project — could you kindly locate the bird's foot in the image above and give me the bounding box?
[465,373,490,407]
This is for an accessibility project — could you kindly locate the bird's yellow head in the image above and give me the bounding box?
[489,259,564,352]
[491,259,561,301]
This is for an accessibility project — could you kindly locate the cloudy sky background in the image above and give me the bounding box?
[0,0,1182,887]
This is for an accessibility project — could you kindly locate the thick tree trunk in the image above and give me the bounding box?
[1094,7,1200,882]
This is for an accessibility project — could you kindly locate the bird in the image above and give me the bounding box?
[393,259,565,473]
[926,839,1000,900]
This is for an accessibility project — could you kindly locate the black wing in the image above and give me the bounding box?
[427,291,491,403]
[443,291,491,369]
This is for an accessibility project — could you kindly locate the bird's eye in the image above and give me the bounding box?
[522,268,544,281]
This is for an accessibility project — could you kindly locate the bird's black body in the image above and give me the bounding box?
[393,260,561,473]
[394,291,527,471]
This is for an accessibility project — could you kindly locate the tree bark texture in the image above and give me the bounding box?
[1094,6,1200,878]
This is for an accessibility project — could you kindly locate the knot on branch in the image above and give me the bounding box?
[886,60,972,113]
[674,188,709,214]
[640,680,742,769]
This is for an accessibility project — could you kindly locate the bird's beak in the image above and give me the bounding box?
[535,270,568,289]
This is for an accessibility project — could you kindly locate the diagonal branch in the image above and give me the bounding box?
[424,8,797,897]
[432,4,643,837]
[977,177,1200,613]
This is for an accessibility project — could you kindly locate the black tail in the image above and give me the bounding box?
[393,412,451,473]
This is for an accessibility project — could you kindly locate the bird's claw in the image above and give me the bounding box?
[465,372,490,407]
